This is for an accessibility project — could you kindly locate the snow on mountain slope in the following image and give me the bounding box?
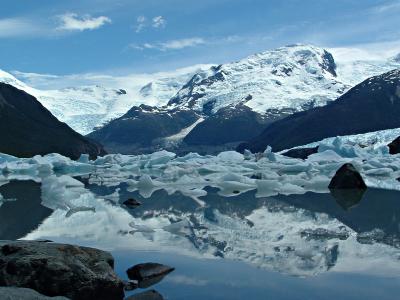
[168,45,347,114]
[168,44,400,116]
[2,44,399,138]
[0,65,211,134]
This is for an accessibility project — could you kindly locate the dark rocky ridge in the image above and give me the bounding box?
[0,83,105,160]
[238,69,400,153]
[183,103,274,146]
[88,104,199,154]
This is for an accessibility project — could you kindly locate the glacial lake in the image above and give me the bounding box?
[1,180,400,299]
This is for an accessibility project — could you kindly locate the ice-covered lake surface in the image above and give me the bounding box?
[1,136,400,299]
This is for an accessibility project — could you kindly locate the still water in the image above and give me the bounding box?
[1,180,400,299]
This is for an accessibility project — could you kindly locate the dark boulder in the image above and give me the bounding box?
[125,290,164,300]
[126,263,174,288]
[0,241,124,300]
[123,198,142,209]
[328,163,367,190]
[282,146,319,159]
[388,136,400,155]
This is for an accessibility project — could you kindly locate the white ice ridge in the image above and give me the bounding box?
[1,133,400,200]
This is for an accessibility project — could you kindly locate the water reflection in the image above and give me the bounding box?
[0,180,52,240]
[1,178,400,281]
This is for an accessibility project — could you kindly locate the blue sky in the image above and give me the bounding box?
[1,0,400,75]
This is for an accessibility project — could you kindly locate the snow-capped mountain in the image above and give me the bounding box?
[168,44,348,114]
[2,44,400,155]
[89,45,400,154]
[0,66,211,135]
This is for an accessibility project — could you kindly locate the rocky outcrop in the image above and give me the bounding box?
[328,163,367,190]
[0,287,69,299]
[0,83,105,160]
[88,104,199,154]
[0,241,124,300]
[388,136,400,154]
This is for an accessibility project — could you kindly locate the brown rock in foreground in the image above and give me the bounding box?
[0,240,124,300]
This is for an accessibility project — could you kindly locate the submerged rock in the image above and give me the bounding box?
[282,146,319,160]
[123,198,142,209]
[0,240,124,300]
[328,163,367,190]
[126,263,174,288]
[0,287,70,299]
[388,136,400,155]
[125,290,164,300]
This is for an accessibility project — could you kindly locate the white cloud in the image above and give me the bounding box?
[372,0,400,13]
[132,37,206,51]
[152,16,166,28]
[135,15,146,33]
[0,17,44,38]
[57,13,111,31]
[134,15,166,33]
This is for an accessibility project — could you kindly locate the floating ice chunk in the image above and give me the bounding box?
[279,162,312,174]
[280,183,306,195]
[0,153,18,164]
[144,151,176,168]
[137,175,163,198]
[218,181,255,196]
[308,150,344,162]
[364,168,394,176]
[256,180,282,197]
[78,154,90,164]
[262,146,277,162]
[217,151,244,162]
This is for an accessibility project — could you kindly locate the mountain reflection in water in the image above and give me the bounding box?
[1,179,400,299]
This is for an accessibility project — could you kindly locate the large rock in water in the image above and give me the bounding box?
[388,136,400,154]
[0,83,105,160]
[328,163,367,190]
[0,241,124,300]
[0,287,69,299]
[238,69,400,153]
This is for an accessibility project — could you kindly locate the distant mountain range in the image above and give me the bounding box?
[86,44,400,154]
[1,44,400,156]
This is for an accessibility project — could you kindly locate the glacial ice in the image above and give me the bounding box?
[1,133,400,202]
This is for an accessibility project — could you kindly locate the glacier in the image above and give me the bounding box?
[0,65,211,135]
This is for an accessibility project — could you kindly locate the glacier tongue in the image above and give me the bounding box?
[0,65,211,135]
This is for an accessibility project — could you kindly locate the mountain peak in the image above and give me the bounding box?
[168,44,343,115]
